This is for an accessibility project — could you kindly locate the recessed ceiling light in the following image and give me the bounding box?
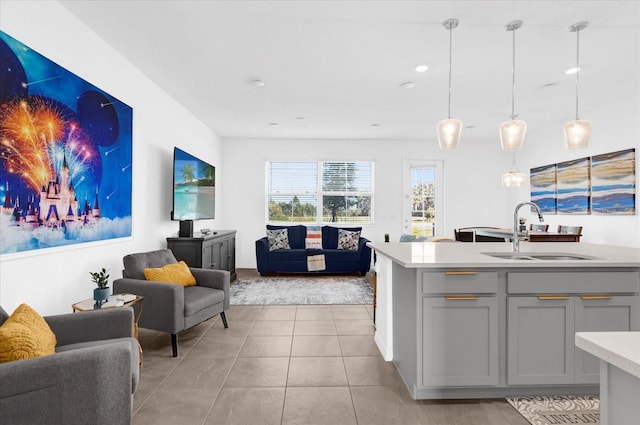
[565,67,580,75]
[401,81,416,89]
[295,117,306,121]
[415,64,429,73]
[269,122,279,127]
[251,79,265,87]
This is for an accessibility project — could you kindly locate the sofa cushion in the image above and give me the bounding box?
[184,286,225,316]
[266,248,308,262]
[123,249,178,280]
[337,229,360,251]
[322,226,363,249]
[267,228,291,251]
[267,225,306,249]
[0,304,56,363]
[143,261,196,286]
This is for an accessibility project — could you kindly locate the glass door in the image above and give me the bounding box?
[402,160,443,238]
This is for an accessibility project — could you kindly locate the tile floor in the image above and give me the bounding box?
[132,302,529,425]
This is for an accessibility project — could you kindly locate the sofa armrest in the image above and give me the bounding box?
[113,277,184,334]
[46,308,134,346]
[0,342,133,425]
[358,237,373,270]
[190,268,230,310]
[255,237,269,274]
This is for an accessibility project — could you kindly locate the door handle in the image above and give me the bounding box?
[537,295,570,300]
[580,295,612,300]
[445,296,479,301]
[444,271,478,276]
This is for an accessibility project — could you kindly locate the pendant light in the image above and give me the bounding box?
[500,20,526,150]
[564,21,591,149]
[437,18,462,149]
[501,154,527,187]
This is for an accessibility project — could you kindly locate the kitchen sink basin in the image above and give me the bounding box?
[482,252,601,261]
[483,253,535,260]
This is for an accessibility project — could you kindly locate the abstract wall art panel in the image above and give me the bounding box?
[0,31,133,254]
[530,164,557,214]
[591,148,636,215]
[556,157,590,214]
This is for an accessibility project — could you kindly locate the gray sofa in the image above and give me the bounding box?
[0,306,139,425]
[113,249,230,357]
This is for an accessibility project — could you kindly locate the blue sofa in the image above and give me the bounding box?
[255,225,372,276]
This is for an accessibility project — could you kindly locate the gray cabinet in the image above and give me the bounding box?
[422,296,498,386]
[507,296,575,385]
[420,270,499,387]
[574,295,639,383]
[507,287,639,385]
[167,230,237,281]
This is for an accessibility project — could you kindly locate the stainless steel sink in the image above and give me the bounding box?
[482,252,601,261]
[483,253,535,260]
[528,254,599,260]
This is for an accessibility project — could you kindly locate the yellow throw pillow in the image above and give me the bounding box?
[143,261,196,286]
[0,303,57,363]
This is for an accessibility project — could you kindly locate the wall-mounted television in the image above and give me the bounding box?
[171,147,215,222]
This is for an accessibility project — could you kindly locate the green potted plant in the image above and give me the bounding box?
[90,268,110,308]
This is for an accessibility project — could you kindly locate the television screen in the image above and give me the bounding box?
[172,147,215,220]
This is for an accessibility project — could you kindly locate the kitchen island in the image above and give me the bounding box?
[368,241,640,399]
[575,331,640,425]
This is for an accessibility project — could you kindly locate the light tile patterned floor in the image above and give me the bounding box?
[132,302,529,425]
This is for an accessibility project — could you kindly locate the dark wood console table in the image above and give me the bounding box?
[167,230,237,281]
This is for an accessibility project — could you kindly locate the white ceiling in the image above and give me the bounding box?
[60,0,640,142]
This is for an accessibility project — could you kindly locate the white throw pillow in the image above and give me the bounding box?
[267,228,290,251]
[337,229,360,251]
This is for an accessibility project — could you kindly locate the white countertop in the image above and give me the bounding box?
[575,332,640,379]
[367,241,640,268]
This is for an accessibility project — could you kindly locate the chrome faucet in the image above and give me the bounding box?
[512,202,544,252]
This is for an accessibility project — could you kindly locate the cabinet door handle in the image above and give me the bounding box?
[537,295,570,300]
[580,295,612,300]
[444,271,478,275]
[445,296,479,300]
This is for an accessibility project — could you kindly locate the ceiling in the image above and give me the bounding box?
[59,0,640,142]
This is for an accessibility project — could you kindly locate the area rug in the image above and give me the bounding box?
[506,395,599,425]
[230,276,373,305]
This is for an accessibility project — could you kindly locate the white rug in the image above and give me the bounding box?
[230,276,373,305]
[506,395,599,425]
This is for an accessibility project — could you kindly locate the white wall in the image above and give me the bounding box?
[0,1,223,315]
[222,138,515,268]
[514,88,640,247]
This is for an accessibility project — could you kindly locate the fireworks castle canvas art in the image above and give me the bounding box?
[0,31,133,254]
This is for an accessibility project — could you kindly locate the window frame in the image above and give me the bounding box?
[265,160,374,225]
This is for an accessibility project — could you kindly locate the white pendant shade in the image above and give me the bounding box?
[501,170,527,187]
[564,119,592,149]
[499,119,527,150]
[437,118,463,149]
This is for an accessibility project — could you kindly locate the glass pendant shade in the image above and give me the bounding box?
[437,118,463,149]
[565,21,590,149]
[564,119,592,149]
[499,119,527,150]
[501,170,527,187]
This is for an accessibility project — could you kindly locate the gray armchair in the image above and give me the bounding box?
[113,249,229,357]
[0,306,139,425]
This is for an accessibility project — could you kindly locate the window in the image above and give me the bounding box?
[266,161,373,224]
[402,160,443,237]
